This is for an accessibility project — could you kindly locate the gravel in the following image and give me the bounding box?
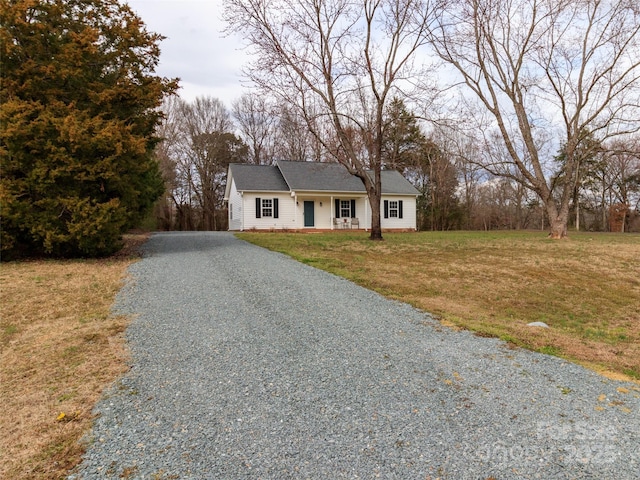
[71,232,640,479]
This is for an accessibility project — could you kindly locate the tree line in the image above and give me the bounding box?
[155,93,639,234]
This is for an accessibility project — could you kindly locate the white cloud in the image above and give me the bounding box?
[127,0,250,105]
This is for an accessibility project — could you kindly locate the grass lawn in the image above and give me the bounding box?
[0,235,146,480]
[238,230,640,381]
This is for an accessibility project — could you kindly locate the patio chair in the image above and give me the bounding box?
[350,217,359,229]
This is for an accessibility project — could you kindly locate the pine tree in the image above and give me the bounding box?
[381,98,426,172]
[1,0,178,258]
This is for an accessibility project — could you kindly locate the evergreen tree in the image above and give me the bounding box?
[552,130,604,231]
[381,98,425,172]
[1,0,178,258]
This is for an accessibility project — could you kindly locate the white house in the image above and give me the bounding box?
[224,161,419,231]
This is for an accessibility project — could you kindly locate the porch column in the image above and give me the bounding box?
[365,196,370,231]
[330,195,334,230]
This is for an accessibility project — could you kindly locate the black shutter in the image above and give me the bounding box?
[273,198,279,218]
[399,200,403,219]
[351,199,356,217]
[335,199,340,218]
[384,200,389,219]
[256,197,261,218]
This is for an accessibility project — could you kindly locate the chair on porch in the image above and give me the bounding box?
[350,217,359,229]
[333,218,340,229]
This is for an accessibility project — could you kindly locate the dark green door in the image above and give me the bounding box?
[304,201,315,227]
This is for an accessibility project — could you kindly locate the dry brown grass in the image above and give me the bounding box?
[0,233,147,479]
[239,231,640,381]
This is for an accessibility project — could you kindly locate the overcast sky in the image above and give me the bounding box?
[127,0,250,106]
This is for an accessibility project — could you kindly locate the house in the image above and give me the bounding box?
[224,160,420,231]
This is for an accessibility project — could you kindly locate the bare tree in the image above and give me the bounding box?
[605,138,640,231]
[181,97,247,230]
[448,132,486,229]
[427,0,640,238]
[224,0,435,239]
[232,93,325,164]
[272,103,325,162]
[156,96,248,230]
[232,93,276,165]
[155,96,194,229]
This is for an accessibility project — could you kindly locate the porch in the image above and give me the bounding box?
[293,194,368,230]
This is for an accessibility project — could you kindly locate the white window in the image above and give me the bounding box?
[384,199,403,219]
[262,199,273,217]
[256,197,278,219]
[389,201,399,218]
[340,200,351,218]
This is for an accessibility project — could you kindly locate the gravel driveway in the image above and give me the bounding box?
[72,232,639,479]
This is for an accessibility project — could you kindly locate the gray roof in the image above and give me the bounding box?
[230,161,419,195]
[377,170,421,195]
[229,163,289,191]
[277,161,365,192]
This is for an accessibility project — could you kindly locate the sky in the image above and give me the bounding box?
[127,0,250,106]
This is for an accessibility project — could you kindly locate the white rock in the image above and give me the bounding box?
[527,321,550,328]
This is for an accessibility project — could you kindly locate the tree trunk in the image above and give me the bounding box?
[546,201,569,239]
[368,177,383,241]
[369,199,383,240]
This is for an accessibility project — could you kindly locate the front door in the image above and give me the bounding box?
[303,201,315,227]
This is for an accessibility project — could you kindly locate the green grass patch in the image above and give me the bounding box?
[538,345,562,356]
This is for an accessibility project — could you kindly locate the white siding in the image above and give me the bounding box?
[313,200,332,229]
[294,198,325,228]
[354,197,369,229]
[381,196,417,230]
[241,193,296,230]
[228,186,417,231]
[358,196,416,230]
[227,180,243,231]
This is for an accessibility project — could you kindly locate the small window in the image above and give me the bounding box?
[262,199,273,217]
[384,199,403,219]
[340,200,351,218]
[389,201,399,218]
